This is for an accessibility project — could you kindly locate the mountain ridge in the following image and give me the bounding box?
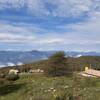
[0,50,100,67]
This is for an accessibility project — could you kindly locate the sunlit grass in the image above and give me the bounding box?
[0,74,100,100]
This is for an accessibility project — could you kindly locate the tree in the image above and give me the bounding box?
[45,52,69,76]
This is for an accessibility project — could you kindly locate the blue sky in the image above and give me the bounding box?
[0,0,100,52]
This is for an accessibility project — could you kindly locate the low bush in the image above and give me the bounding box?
[0,79,5,85]
[6,74,19,81]
[45,52,71,77]
[0,74,5,78]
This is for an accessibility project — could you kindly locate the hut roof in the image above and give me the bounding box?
[85,69,100,77]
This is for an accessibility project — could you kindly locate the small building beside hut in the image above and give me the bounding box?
[9,69,19,75]
[29,69,44,73]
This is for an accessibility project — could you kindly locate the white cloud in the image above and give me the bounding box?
[0,22,64,44]
[27,0,50,16]
[35,38,63,44]
[0,0,100,51]
[0,0,24,9]
[48,0,92,17]
[0,22,39,43]
[57,16,100,45]
[57,11,100,45]
[0,21,44,34]
[7,62,15,66]
[0,0,99,17]
[0,33,36,43]
[0,17,100,51]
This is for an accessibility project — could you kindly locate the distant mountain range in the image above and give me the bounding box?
[0,50,100,67]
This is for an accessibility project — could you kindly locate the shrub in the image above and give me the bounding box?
[45,52,71,77]
[6,73,19,81]
[0,74,5,78]
[0,79,5,85]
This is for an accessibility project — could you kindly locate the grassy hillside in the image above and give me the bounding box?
[21,56,100,72]
[0,74,100,100]
[0,56,100,74]
[0,56,100,100]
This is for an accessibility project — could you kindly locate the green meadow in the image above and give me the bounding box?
[0,73,100,100]
[0,53,100,100]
